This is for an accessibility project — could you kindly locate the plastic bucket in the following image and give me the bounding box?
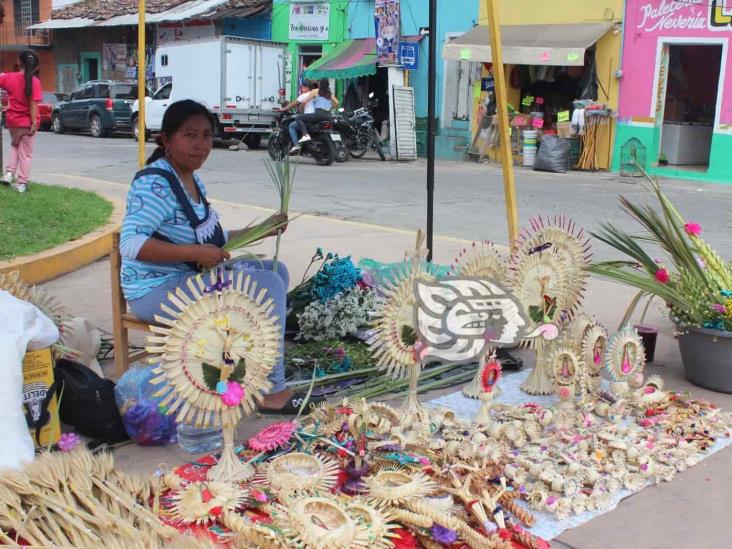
[633,324,658,363]
[523,149,537,167]
[678,327,732,393]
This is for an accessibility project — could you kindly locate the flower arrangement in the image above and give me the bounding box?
[588,178,732,332]
[286,248,379,337]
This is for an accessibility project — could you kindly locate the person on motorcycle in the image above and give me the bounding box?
[280,81,318,150]
[289,78,339,154]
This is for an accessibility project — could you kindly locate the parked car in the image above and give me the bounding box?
[39,92,67,130]
[52,81,145,137]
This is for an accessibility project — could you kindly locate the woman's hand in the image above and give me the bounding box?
[194,244,231,268]
[266,213,288,237]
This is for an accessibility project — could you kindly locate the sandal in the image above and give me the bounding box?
[257,391,327,415]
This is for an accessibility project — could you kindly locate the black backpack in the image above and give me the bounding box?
[53,359,129,443]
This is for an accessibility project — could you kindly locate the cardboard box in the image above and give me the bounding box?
[22,347,61,447]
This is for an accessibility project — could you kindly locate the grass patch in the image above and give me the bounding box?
[0,182,113,260]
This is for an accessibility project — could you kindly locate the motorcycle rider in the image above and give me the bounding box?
[280,80,318,149]
[289,78,339,154]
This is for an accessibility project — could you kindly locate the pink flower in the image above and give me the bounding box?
[251,489,269,503]
[221,381,245,407]
[684,222,702,237]
[655,268,670,284]
[712,303,727,315]
[558,386,572,400]
[58,432,81,452]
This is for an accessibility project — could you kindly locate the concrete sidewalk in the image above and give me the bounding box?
[41,178,732,549]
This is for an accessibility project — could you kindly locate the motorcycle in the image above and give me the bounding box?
[334,98,386,162]
[268,111,338,166]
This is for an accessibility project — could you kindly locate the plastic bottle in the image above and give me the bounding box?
[176,424,223,454]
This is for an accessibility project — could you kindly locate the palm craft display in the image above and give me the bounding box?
[147,270,280,481]
[447,241,510,400]
[368,231,432,414]
[512,215,591,316]
[511,252,575,395]
[549,344,583,405]
[605,327,647,395]
[581,322,609,391]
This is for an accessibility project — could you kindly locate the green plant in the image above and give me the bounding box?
[264,157,296,271]
[588,174,732,331]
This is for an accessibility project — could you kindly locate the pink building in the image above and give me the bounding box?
[614,0,732,183]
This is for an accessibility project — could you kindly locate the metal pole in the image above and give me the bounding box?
[137,0,146,168]
[485,0,519,244]
[426,0,437,262]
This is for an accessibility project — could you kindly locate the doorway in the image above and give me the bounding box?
[80,52,101,83]
[657,43,723,170]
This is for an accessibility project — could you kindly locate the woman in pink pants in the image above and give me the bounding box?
[0,50,41,193]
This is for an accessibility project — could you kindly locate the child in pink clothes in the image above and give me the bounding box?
[0,50,41,193]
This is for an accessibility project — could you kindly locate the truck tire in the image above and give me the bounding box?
[89,114,106,138]
[313,135,335,166]
[244,133,262,150]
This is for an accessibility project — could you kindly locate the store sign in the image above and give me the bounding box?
[399,42,419,70]
[289,3,330,41]
[156,22,215,45]
[637,0,708,32]
[709,0,732,30]
[375,0,400,66]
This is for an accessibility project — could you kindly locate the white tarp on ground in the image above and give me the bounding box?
[442,22,613,66]
[0,291,59,470]
[428,369,732,540]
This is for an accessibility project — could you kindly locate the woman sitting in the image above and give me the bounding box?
[120,100,319,414]
[288,78,339,154]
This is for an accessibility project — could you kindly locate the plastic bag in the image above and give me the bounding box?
[534,135,571,173]
[114,365,177,446]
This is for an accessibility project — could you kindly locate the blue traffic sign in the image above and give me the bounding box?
[399,42,419,71]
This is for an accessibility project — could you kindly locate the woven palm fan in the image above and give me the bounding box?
[364,467,437,506]
[549,345,583,405]
[581,323,608,391]
[272,495,370,549]
[605,327,647,395]
[346,499,398,549]
[511,253,573,395]
[368,231,433,414]
[146,270,280,482]
[259,452,340,497]
[0,270,70,342]
[168,481,248,525]
[512,214,591,316]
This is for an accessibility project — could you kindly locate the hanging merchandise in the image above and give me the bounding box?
[375,0,400,66]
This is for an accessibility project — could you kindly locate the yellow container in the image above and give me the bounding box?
[22,348,61,448]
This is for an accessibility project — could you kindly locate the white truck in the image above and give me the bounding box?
[132,36,288,148]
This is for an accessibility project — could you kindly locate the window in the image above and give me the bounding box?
[96,84,110,98]
[160,54,169,67]
[111,84,137,99]
[13,0,40,36]
[79,86,94,100]
[154,83,172,100]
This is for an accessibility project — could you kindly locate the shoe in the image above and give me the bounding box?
[288,145,301,155]
[1,171,14,185]
[11,182,27,193]
[298,134,311,144]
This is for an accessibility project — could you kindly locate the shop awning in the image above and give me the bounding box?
[304,35,424,80]
[304,39,378,81]
[442,22,613,66]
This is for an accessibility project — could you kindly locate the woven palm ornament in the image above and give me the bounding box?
[605,327,647,391]
[147,270,280,481]
[368,231,433,413]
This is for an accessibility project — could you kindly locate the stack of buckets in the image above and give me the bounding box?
[523,130,538,167]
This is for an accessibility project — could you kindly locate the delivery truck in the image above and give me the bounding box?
[132,36,288,148]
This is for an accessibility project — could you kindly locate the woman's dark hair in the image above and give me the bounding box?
[146,100,212,164]
[318,78,332,100]
[19,50,39,99]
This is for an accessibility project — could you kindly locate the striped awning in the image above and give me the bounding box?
[303,39,378,81]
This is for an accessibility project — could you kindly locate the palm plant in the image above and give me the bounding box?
[264,156,296,271]
[588,174,732,331]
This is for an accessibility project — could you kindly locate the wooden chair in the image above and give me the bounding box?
[110,232,162,377]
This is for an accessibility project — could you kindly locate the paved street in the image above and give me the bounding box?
[15,131,732,261]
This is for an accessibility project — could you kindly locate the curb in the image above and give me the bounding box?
[0,196,124,285]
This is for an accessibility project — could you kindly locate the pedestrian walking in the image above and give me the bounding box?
[0,50,41,193]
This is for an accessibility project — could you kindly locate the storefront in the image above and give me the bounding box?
[613,0,732,183]
[270,0,348,101]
